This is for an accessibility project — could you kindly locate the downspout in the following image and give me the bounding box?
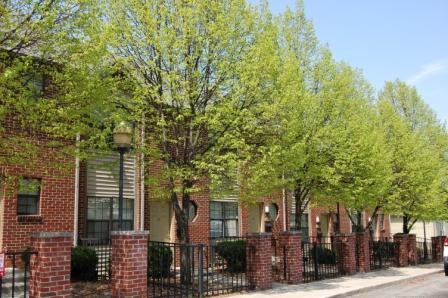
[282,187,287,232]
[73,133,80,246]
[282,171,287,231]
[140,120,145,231]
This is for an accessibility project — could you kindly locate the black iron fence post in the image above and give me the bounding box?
[313,242,319,281]
[198,244,204,298]
[379,241,383,269]
[11,254,15,298]
[283,245,287,281]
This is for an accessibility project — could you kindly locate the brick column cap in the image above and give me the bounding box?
[247,232,272,238]
[281,231,302,236]
[31,231,73,238]
[111,230,149,236]
[432,235,446,239]
[393,233,409,238]
[335,233,354,237]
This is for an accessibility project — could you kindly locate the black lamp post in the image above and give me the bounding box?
[113,121,132,231]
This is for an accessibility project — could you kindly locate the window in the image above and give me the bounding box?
[266,203,279,221]
[87,197,134,241]
[188,200,198,221]
[351,211,363,233]
[290,212,309,242]
[17,178,41,215]
[210,201,239,238]
[25,73,44,100]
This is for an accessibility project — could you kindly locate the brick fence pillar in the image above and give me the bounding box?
[111,231,149,298]
[335,234,357,275]
[394,234,409,267]
[431,236,446,262]
[407,234,417,265]
[29,232,72,298]
[279,231,303,284]
[356,232,371,273]
[246,233,272,290]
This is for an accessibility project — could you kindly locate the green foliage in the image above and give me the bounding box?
[215,240,247,273]
[310,246,337,265]
[3,0,448,241]
[148,244,173,278]
[378,80,448,232]
[71,246,98,281]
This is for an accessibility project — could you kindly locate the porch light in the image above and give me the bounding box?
[264,205,270,214]
[113,121,132,149]
[316,216,320,224]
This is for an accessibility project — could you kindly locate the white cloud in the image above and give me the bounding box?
[407,60,448,85]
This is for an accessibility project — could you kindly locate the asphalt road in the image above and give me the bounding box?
[349,272,448,298]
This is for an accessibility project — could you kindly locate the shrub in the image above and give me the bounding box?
[148,244,173,278]
[215,240,246,273]
[71,246,98,281]
[310,246,337,264]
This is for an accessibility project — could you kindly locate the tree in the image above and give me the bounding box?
[103,0,278,245]
[378,80,448,233]
[242,2,394,233]
[0,0,111,174]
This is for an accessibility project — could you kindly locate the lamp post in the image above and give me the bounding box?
[113,121,132,231]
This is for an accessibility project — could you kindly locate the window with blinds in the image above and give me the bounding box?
[85,154,136,240]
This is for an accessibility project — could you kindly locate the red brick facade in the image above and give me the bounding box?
[29,232,72,298]
[1,118,75,251]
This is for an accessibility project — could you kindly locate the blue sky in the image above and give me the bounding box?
[250,0,448,123]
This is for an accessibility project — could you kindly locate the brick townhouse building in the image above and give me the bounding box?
[0,65,393,252]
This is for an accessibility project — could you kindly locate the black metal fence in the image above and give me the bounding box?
[148,238,250,297]
[78,238,112,280]
[271,237,287,283]
[416,238,433,264]
[0,250,37,298]
[369,238,395,270]
[301,236,342,283]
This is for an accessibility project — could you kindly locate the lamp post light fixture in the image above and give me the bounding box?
[316,216,322,242]
[113,121,132,231]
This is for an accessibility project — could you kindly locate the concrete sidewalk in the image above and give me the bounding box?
[231,263,444,298]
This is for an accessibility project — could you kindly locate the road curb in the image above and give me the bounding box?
[328,269,444,298]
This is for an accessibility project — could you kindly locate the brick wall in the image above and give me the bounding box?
[77,161,87,239]
[356,232,371,272]
[336,234,357,275]
[279,231,303,284]
[29,232,72,298]
[394,234,409,267]
[431,236,445,262]
[111,231,149,297]
[407,234,417,265]
[246,233,272,290]
[1,120,75,251]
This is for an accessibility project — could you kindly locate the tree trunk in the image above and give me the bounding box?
[356,211,363,233]
[170,183,192,284]
[294,186,304,231]
[402,214,409,234]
